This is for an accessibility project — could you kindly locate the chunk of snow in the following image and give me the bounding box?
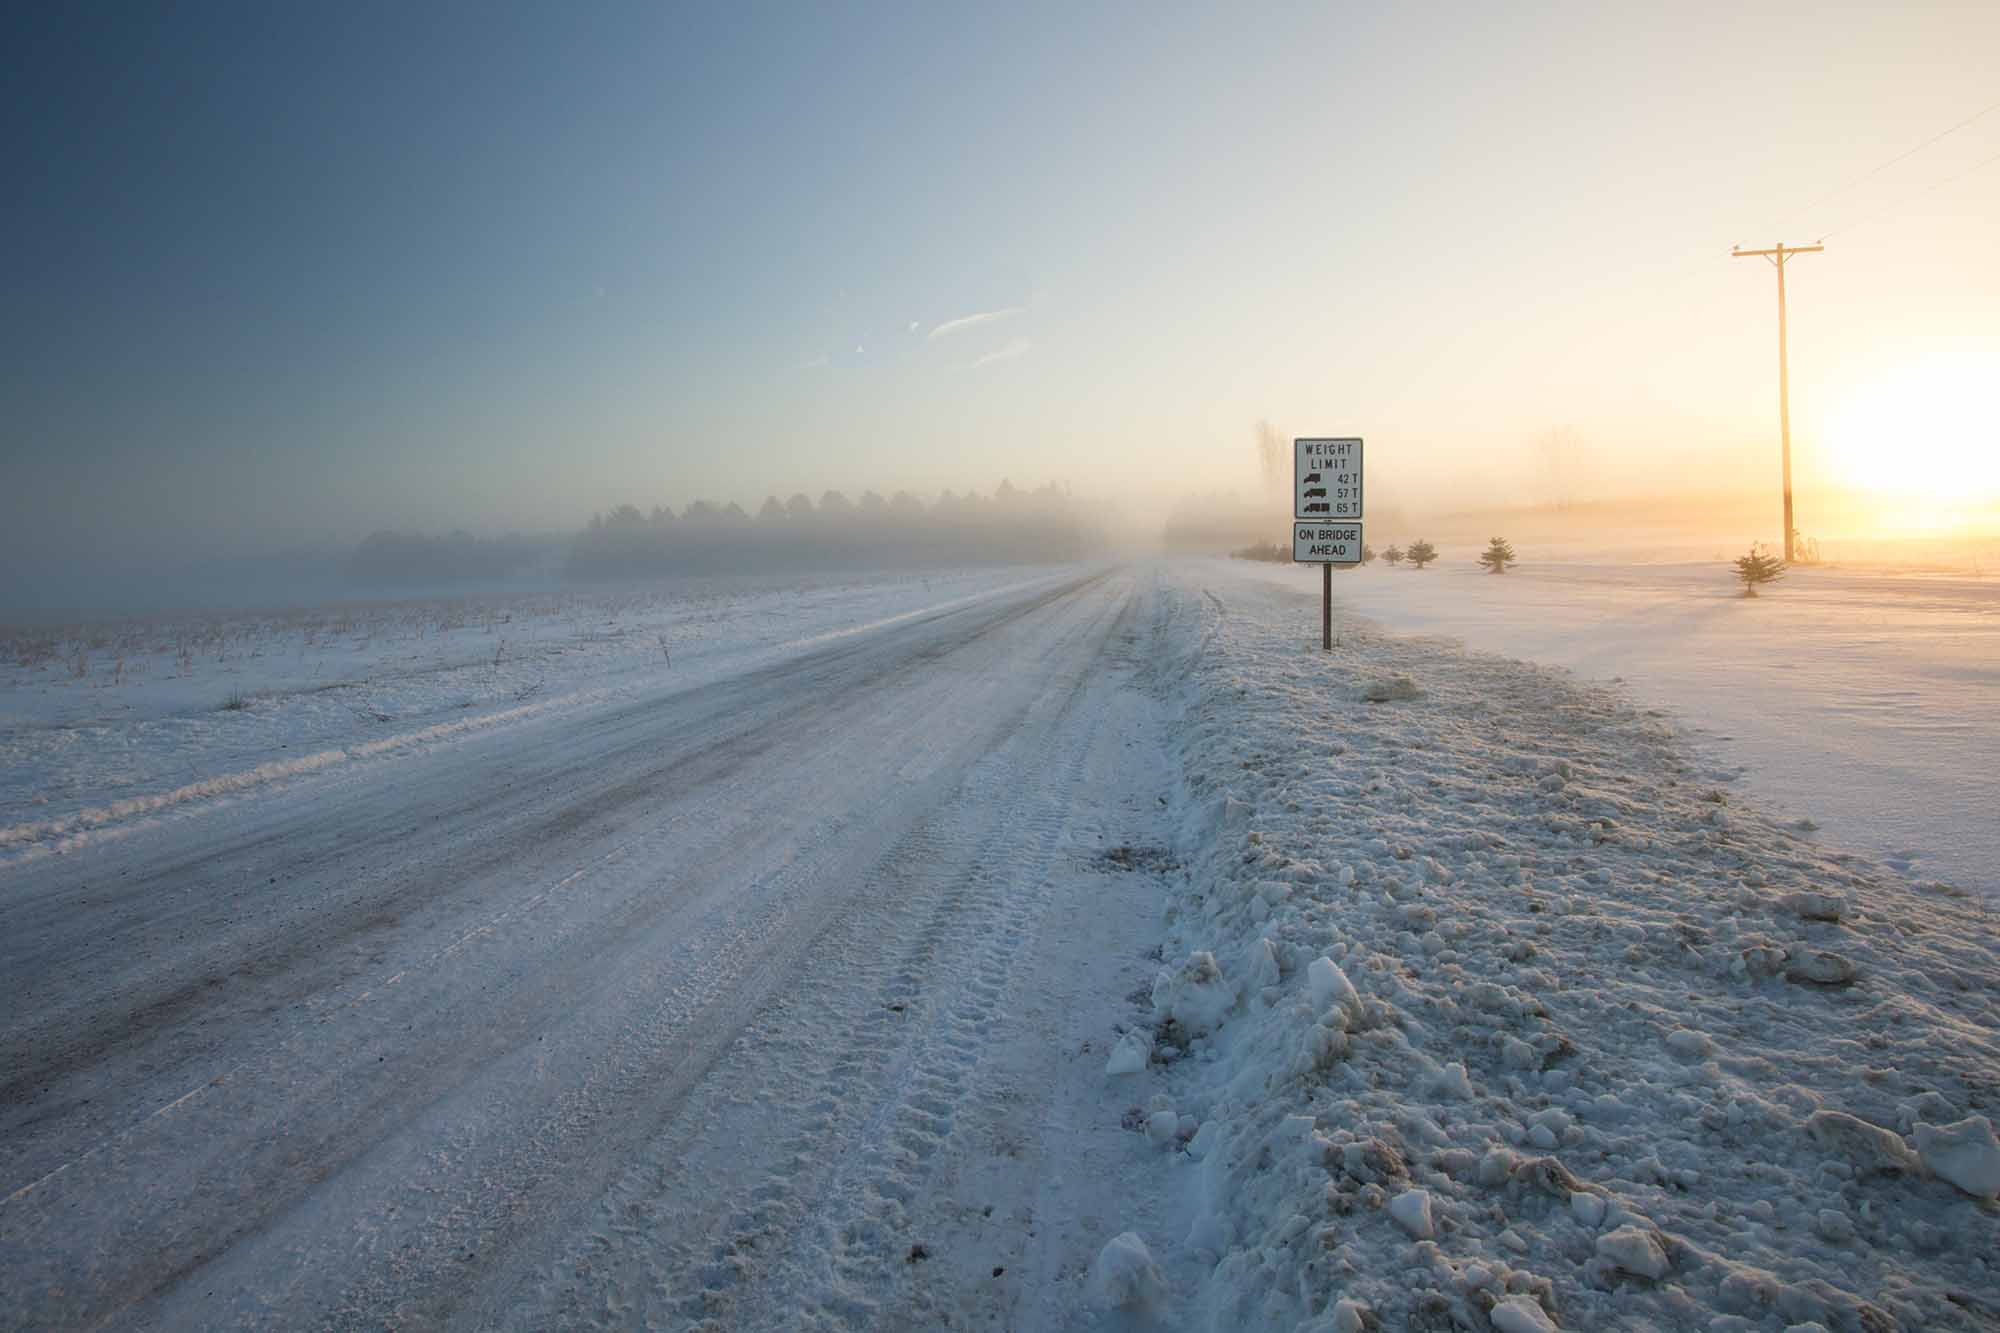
[1104,1028,1152,1077]
[1570,1191,1607,1229]
[1331,1298,1372,1332]
[1478,1147,1518,1186]
[1777,890,1846,922]
[1913,1115,2000,1199]
[1804,1110,1917,1175]
[1429,1060,1474,1099]
[1307,956,1359,1013]
[1490,1296,1558,1333]
[1595,1224,1670,1279]
[1151,951,1234,1035]
[1244,936,1281,989]
[1185,1120,1219,1161]
[1664,1027,1715,1059]
[1087,1231,1168,1312]
[1146,1110,1181,1147]
[1784,950,1857,986]
[1388,1187,1434,1238]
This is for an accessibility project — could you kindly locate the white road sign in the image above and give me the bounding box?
[1293,522,1364,564]
[1295,437,1363,520]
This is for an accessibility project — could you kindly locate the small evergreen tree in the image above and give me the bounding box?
[1383,545,1404,566]
[1406,539,1438,570]
[1733,545,1785,597]
[1360,543,1377,565]
[1477,536,1516,574]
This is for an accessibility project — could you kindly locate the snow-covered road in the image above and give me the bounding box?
[0,568,1185,1330]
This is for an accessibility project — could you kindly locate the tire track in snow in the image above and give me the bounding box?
[718,584,1132,1331]
[0,573,1120,1332]
[504,577,1134,1331]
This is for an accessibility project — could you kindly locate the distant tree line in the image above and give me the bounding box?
[568,480,1092,579]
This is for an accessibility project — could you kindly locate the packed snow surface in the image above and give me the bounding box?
[1229,557,2000,900]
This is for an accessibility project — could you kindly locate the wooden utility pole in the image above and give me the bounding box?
[1732,242,1823,563]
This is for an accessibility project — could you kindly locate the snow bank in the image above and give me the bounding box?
[1132,563,2000,1331]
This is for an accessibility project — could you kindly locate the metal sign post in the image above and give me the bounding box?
[1293,438,1364,650]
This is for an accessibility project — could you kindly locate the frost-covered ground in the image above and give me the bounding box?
[0,566,1054,862]
[1123,560,2000,1331]
[1223,557,2000,900]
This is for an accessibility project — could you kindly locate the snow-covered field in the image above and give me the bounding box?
[1130,561,2000,1330]
[1225,557,2000,901]
[3,559,1996,1330]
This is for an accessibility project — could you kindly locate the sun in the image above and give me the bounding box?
[1818,343,2000,523]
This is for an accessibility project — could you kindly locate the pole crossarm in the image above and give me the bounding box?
[1731,244,1824,259]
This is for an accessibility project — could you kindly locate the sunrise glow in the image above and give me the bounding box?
[1819,342,2000,518]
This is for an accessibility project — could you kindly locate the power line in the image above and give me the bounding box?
[1818,145,2000,240]
[1785,93,2000,230]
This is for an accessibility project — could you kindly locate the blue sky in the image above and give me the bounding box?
[5,1,1998,577]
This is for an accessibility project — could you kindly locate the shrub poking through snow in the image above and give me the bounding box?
[1733,545,1785,596]
[1405,539,1438,569]
[1382,545,1404,566]
[1478,536,1517,574]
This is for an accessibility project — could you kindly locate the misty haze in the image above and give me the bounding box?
[5,5,1999,1331]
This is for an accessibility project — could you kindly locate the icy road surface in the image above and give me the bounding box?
[0,569,1185,1330]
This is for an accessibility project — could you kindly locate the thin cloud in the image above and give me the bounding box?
[928,306,1024,341]
[969,337,1032,369]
